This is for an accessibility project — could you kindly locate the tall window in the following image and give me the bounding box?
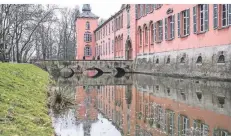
[139,28,142,46]
[112,40,114,53]
[106,25,107,36]
[112,21,114,31]
[109,23,110,34]
[193,4,209,33]
[193,120,209,136]
[121,15,123,28]
[84,46,91,56]
[178,115,190,136]
[108,39,110,54]
[144,26,148,45]
[150,23,154,44]
[86,21,90,30]
[213,4,231,29]
[154,20,163,42]
[84,32,92,42]
[183,10,189,36]
[178,9,190,37]
[165,15,175,40]
[127,10,130,27]
[106,43,107,55]
[166,110,175,136]
[222,4,228,27]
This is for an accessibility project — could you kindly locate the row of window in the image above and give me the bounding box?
[135,4,163,19]
[95,14,123,41]
[96,39,114,56]
[138,4,231,46]
[139,53,225,65]
[136,103,230,136]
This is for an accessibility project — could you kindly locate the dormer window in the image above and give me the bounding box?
[86,21,90,30]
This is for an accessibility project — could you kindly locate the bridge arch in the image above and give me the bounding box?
[60,68,75,78]
[84,67,103,78]
[113,67,126,78]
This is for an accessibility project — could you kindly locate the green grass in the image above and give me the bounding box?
[0,63,53,136]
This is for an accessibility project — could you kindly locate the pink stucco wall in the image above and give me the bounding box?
[136,4,231,55]
[95,18,115,60]
[76,18,98,60]
[77,4,231,60]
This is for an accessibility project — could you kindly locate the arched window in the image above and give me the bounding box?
[84,46,92,56]
[218,54,225,63]
[86,22,90,30]
[139,28,142,45]
[166,57,170,64]
[196,56,202,63]
[180,57,185,63]
[84,32,92,42]
[156,58,159,64]
[150,23,154,44]
[144,26,148,45]
[121,35,123,51]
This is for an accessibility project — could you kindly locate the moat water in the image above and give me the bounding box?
[51,73,231,136]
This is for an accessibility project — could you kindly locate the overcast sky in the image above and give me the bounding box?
[59,4,122,19]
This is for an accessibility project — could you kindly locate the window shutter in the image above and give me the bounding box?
[140,5,143,17]
[173,14,175,38]
[177,13,181,37]
[213,4,218,29]
[178,115,182,136]
[229,4,231,25]
[193,6,197,33]
[146,4,149,14]
[165,18,168,40]
[205,4,209,31]
[154,22,156,42]
[135,5,138,19]
[187,9,190,35]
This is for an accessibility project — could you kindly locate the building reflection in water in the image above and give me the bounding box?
[69,74,231,136]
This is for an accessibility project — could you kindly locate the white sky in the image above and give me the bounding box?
[59,4,122,19]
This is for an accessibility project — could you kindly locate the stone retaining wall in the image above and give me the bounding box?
[134,44,231,81]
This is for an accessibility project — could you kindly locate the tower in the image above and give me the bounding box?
[75,4,99,60]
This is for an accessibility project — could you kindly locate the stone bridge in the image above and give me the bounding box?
[57,73,133,86]
[33,60,134,77]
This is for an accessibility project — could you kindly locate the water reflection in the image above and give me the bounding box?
[52,74,231,136]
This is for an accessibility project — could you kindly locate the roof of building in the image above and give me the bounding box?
[77,4,99,19]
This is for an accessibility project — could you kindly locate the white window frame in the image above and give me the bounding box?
[84,32,92,42]
[169,15,174,39]
[222,4,228,27]
[182,10,189,36]
[84,46,91,56]
[182,116,189,136]
[200,4,206,32]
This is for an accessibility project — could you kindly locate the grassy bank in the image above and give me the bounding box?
[0,63,53,136]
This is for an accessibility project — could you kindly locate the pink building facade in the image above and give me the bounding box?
[76,4,231,61]
[75,4,99,60]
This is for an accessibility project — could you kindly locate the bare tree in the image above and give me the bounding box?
[0,4,79,63]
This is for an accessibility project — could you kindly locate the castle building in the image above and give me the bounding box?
[75,4,99,60]
[76,4,231,61]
